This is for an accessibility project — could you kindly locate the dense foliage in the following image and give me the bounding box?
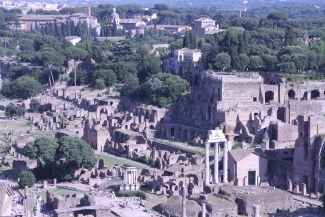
[26,136,96,181]
[116,190,147,200]
[18,171,36,188]
[5,104,25,118]
[1,76,43,99]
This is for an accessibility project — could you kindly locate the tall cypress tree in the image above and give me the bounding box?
[183,30,187,48]
[70,20,75,36]
[40,24,44,35]
[185,31,191,48]
[238,34,246,54]
[107,27,112,37]
[243,31,248,52]
[112,19,118,36]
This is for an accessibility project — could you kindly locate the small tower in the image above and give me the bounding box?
[84,6,91,17]
[110,7,120,25]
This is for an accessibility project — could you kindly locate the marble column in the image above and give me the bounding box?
[202,202,206,217]
[287,179,292,191]
[252,205,260,217]
[214,143,219,184]
[223,142,228,183]
[182,186,187,217]
[205,142,210,186]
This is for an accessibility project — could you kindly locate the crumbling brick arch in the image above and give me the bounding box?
[311,89,320,99]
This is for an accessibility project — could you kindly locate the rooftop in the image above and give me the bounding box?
[229,148,268,162]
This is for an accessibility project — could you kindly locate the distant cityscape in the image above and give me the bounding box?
[2,0,325,9]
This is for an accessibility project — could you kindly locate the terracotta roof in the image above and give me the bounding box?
[229,148,268,162]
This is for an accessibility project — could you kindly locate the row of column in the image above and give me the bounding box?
[205,141,228,185]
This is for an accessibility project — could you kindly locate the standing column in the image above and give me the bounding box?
[205,142,210,186]
[252,205,260,217]
[182,186,187,217]
[202,202,206,217]
[223,142,228,183]
[214,143,219,184]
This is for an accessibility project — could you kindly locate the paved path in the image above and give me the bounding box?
[292,195,322,206]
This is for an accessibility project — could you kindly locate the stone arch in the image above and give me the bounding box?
[182,129,188,141]
[311,90,320,99]
[170,127,175,137]
[265,91,274,103]
[190,130,195,140]
[179,55,183,61]
[288,89,295,99]
[150,125,154,129]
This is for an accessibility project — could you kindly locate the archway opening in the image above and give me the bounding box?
[265,91,274,103]
[311,90,320,99]
[288,89,295,99]
[182,129,188,141]
[171,127,175,137]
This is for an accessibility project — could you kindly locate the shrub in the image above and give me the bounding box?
[117,190,147,200]
[18,171,36,188]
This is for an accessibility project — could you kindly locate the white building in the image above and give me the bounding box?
[65,36,81,46]
[194,17,223,37]
[110,7,146,35]
[164,48,202,75]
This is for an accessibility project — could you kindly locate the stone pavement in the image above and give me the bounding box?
[292,195,322,206]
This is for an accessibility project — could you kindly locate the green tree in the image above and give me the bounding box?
[18,171,36,188]
[248,55,263,70]
[214,53,231,71]
[138,54,162,83]
[26,137,59,165]
[112,19,118,36]
[2,76,43,99]
[65,47,88,87]
[234,54,250,71]
[5,104,25,118]
[30,99,40,113]
[36,47,65,92]
[56,136,96,180]
[121,77,140,98]
[280,61,296,75]
[95,79,106,90]
[267,11,288,29]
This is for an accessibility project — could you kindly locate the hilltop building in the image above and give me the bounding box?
[110,7,146,35]
[9,6,101,36]
[164,48,202,75]
[194,17,224,37]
